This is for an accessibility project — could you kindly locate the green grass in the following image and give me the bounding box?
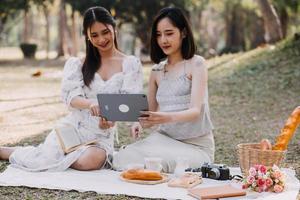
[0,37,300,199]
[208,38,300,170]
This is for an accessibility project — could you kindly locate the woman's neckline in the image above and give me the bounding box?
[79,56,130,83]
[164,58,186,68]
[96,56,128,82]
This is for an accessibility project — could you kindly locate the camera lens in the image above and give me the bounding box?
[208,168,220,179]
[192,168,201,172]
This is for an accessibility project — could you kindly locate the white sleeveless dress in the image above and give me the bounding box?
[113,55,215,173]
[9,56,143,172]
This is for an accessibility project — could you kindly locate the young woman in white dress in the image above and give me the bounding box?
[113,7,214,173]
[0,6,143,171]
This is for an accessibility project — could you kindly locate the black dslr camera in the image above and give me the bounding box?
[201,163,230,180]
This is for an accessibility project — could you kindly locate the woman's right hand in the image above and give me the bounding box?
[131,122,142,139]
[89,102,100,117]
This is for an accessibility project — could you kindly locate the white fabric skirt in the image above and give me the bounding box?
[9,120,114,172]
[113,131,214,173]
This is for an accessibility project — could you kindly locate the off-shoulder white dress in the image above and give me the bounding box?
[9,56,143,172]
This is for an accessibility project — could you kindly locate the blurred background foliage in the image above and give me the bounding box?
[0,0,299,60]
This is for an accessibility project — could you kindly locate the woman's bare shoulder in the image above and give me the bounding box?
[191,55,206,66]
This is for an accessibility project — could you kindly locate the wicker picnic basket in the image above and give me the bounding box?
[237,143,286,176]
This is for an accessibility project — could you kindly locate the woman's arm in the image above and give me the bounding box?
[148,70,159,112]
[136,69,159,130]
[70,96,93,110]
[70,96,101,116]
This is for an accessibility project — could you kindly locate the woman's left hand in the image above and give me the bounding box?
[139,111,172,125]
[99,117,115,129]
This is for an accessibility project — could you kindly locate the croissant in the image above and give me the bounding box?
[122,169,163,181]
[168,173,202,188]
[273,106,300,151]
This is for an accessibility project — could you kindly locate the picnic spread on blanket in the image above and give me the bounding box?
[0,106,299,199]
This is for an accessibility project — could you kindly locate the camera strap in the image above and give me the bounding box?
[229,174,243,181]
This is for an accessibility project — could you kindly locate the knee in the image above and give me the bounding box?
[73,148,106,171]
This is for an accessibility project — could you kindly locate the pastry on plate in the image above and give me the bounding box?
[121,169,163,181]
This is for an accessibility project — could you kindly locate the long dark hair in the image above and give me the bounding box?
[150,7,196,64]
[82,6,118,87]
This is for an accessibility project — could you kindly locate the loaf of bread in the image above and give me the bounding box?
[121,169,163,181]
[273,106,300,151]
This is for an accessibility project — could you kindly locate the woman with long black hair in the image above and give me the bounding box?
[0,6,143,171]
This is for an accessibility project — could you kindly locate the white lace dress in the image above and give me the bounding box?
[9,56,143,172]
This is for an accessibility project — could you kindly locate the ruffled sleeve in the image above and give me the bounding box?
[61,57,85,110]
[120,56,144,94]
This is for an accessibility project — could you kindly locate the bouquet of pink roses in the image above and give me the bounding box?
[242,164,286,193]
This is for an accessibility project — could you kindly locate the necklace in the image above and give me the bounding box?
[163,59,186,78]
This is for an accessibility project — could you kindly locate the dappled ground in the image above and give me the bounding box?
[0,38,299,199]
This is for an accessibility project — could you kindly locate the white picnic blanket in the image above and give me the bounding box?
[0,166,299,200]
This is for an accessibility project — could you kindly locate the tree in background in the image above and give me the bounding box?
[256,0,283,43]
[1,0,299,58]
[66,0,189,55]
[0,0,52,39]
[114,0,189,54]
[273,0,299,38]
[64,0,115,57]
[222,0,246,54]
[57,0,70,57]
[0,0,30,35]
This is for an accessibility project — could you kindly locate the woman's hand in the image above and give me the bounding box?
[89,102,100,116]
[99,117,115,129]
[139,111,172,125]
[130,122,142,139]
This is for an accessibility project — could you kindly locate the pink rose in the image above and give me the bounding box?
[265,178,273,187]
[247,176,255,184]
[259,165,267,174]
[274,184,284,193]
[257,178,266,187]
[249,167,257,176]
[254,164,260,171]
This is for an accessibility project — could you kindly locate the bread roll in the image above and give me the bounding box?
[260,139,272,150]
[122,169,163,181]
[273,106,300,151]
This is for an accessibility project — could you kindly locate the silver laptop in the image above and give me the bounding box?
[97,94,149,122]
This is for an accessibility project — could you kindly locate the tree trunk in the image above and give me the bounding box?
[43,7,50,59]
[250,15,265,49]
[256,0,282,43]
[57,0,70,57]
[23,10,30,43]
[70,9,78,56]
[135,25,150,55]
[222,3,245,54]
[0,19,4,36]
[279,7,288,38]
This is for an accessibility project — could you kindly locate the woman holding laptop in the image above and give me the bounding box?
[0,7,143,171]
[113,7,215,173]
